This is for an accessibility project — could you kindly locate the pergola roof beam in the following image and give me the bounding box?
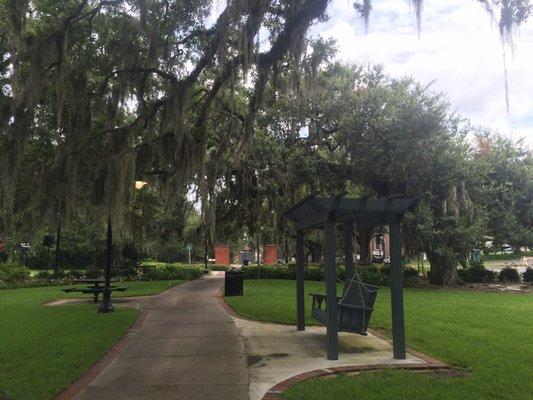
[286,196,418,228]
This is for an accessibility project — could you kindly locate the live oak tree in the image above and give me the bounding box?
[471,132,533,252]
[1,0,530,279]
[203,38,342,255]
[327,67,486,285]
[239,60,529,285]
[0,0,332,240]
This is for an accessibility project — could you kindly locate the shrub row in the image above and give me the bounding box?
[0,261,205,290]
[0,263,31,285]
[458,265,532,283]
[0,263,74,290]
[240,263,419,287]
[457,266,498,283]
[523,267,533,282]
[138,264,204,281]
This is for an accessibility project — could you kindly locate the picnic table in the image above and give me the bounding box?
[62,278,128,303]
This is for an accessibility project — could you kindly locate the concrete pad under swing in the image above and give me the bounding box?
[231,316,430,400]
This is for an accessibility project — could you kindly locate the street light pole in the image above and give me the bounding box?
[54,220,61,275]
[98,216,114,313]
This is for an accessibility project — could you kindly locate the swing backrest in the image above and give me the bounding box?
[340,281,379,309]
[338,280,379,334]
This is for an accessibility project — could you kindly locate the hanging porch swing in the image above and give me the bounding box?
[285,194,418,360]
[309,274,379,336]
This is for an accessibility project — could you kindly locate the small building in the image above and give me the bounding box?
[214,245,231,265]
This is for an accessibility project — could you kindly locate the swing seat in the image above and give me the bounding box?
[309,282,379,335]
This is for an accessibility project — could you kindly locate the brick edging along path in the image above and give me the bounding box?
[53,278,202,400]
[216,288,460,400]
[54,308,149,400]
[260,363,461,400]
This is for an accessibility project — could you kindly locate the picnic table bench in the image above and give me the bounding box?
[62,279,128,303]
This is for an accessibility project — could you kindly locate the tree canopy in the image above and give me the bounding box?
[0,0,331,233]
[1,1,531,283]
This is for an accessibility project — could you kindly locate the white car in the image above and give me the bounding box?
[501,246,514,254]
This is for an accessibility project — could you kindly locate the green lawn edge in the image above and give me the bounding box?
[224,279,533,400]
[0,280,183,400]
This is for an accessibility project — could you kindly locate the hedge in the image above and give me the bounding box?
[498,267,521,282]
[0,261,205,290]
[240,263,417,287]
[458,266,497,283]
[137,264,204,281]
[523,268,533,282]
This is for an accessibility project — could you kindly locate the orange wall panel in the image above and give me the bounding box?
[263,245,278,265]
[214,245,231,265]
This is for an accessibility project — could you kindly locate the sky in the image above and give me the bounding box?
[310,0,533,147]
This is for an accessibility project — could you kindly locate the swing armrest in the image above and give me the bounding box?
[309,293,325,310]
[309,294,342,310]
[338,303,374,312]
[308,294,342,301]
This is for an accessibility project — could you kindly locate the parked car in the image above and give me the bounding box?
[501,245,514,255]
[372,250,384,263]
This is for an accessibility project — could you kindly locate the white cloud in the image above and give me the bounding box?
[311,0,533,147]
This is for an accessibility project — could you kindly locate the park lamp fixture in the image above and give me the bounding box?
[134,180,148,190]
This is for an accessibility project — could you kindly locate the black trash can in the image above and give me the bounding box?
[225,269,244,296]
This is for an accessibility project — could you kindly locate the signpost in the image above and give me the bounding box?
[20,243,30,266]
[187,243,192,264]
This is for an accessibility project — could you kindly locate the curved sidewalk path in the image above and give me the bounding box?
[74,275,249,400]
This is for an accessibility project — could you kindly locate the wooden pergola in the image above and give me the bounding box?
[285,195,418,360]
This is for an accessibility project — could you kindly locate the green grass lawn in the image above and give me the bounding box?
[225,280,533,400]
[0,280,182,400]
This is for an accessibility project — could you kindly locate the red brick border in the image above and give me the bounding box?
[51,277,207,399]
[53,308,148,400]
[261,363,460,399]
[216,289,460,399]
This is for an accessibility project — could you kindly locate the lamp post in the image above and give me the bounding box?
[99,180,147,313]
[98,215,114,313]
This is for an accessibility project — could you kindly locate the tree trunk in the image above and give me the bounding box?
[306,240,322,263]
[427,250,459,285]
[357,228,374,263]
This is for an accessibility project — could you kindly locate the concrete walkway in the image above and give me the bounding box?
[74,276,249,400]
[233,318,430,400]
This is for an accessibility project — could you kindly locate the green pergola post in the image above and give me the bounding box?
[286,195,417,361]
[389,220,406,359]
[325,212,338,360]
[296,230,305,331]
